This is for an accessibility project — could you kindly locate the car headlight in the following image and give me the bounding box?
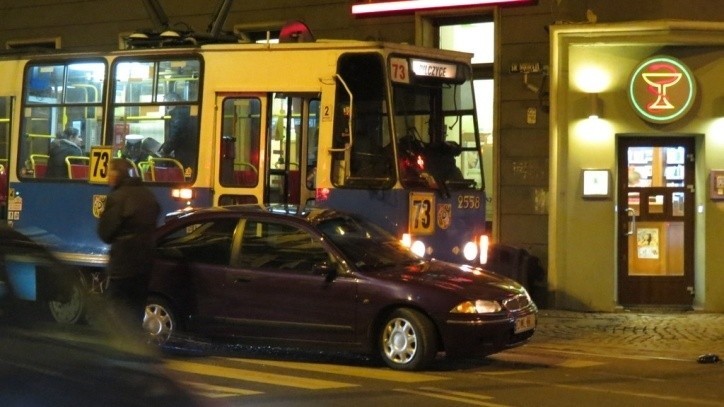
[450,300,502,314]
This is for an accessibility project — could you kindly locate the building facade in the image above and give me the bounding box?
[1,0,723,311]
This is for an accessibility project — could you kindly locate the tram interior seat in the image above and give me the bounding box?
[137,161,152,181]
[149,157,185,182]
[125,159,140,178]
[65,156,90,179]
[233,162,258,186]
[288,170,301,203]
[30,154,49,178]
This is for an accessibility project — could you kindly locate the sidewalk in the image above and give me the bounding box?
[528,309,724,361]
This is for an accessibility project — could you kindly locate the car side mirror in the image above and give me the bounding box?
[313,261,338,282]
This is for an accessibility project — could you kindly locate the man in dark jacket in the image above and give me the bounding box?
[46,127,83,178]
[158,92,196,169]
[97,158,160,326]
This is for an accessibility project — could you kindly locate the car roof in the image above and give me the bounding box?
[164,204,348,225]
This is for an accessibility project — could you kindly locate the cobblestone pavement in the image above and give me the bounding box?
[528,309,724,361]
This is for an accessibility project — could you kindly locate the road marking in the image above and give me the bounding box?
[165,359,357,390]
[525,344,695,362]
[223,357,447,383]
[394,387,510,406]
[557,359,606,368]
[182,381,263,398]
[479,375,723,406]
[489,352,605,368]
[476,370,536,376]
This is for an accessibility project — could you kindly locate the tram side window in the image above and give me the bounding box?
[111,58,201,183]
[219,97,261,188]
[19,61,105,180]
[332,53,394,189]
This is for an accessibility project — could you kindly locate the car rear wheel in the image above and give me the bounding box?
[143,296,176,345]
[379,308,438,371]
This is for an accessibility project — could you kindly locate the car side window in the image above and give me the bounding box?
[156,218,239,265]
[238,220,329,272]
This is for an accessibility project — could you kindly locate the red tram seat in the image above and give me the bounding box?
[30,154,49,178]
[232,162,258,187]
[137,161,152,181]
[65,156,90,179]
[150,157,185,182]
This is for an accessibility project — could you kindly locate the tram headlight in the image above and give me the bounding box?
[401,233,412,247]
[410,240,426,258]
[401,234,426,258]
[463,241,478,262]
[171,188,194,200]
[479,235,489,264]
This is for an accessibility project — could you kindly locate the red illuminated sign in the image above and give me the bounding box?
[628,56,696,124]
[352,0,535,16]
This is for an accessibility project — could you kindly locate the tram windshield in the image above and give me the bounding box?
[331,53,482,192]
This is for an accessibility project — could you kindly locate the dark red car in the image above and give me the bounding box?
[144,205,537,371]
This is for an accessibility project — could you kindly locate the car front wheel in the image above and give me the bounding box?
[143,296,176,345]
[379,308,438,371]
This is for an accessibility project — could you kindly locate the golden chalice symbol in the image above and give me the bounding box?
[641,72,682,110]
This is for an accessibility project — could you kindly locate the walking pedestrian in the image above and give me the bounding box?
[97,158,160,333]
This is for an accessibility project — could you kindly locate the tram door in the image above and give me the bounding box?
[265,94,319,206]
[215,94,266,206]
[0,96,11,220]
[617,136,695,306]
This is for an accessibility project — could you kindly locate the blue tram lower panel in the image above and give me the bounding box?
[320,188,487,264]
[6,182,212,267]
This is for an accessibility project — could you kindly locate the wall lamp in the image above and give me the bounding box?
[588,93,603,119]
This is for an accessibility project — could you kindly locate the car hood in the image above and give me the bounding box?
[365,259,528,299]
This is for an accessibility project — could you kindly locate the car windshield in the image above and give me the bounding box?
[317,216,421,270]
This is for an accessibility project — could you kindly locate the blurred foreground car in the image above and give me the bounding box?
[144,205,537,371]
[0,226,209,407]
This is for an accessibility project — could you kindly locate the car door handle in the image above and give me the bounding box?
[232,277,252,284]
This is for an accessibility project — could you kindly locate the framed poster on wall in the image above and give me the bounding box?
[582,169,610,199]
[710,170,724,200]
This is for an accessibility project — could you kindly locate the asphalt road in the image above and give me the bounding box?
[158,310,724,406]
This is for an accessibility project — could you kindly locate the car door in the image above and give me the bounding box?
[152,217,242,332]
[220,217,359,345]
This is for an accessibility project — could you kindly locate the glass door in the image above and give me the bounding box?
[265,94,318,206]
[617,137,695,306]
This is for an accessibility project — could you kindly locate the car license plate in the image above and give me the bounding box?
[514,313,536,333]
